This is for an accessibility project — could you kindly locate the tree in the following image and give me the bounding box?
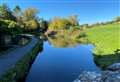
[49,17,71,30]
[49,17,60,30]
[80,24,88,30]
[0,3,16,20]
[25,19,39,30]
[8,21,17,28]
[13,5,24,26]
[13,5,21,17]
[114,16,120,22]
[22,7,39,30]
[68,15,79,26]
[23,7,38,21]
[39,19,48,32]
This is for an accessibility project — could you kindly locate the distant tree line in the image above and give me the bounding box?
[79,16,120,30]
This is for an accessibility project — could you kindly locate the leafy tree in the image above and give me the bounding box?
[23,7,38,21]
[13,5,21,17]
[80,24,88,30]
[0,3,16,20]
[49,17,60,30]
[8,21,17,28]
[49,17,71,30]
[39,19,48,32]
[0,20,22,34]
[115,16,120,22]
[25,19,39,30]
[68,15,79,26]
[13,5,24,27]
[49,16,79,31]
[22,7,39,31]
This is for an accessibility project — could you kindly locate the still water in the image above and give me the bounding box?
[26,41,100,82]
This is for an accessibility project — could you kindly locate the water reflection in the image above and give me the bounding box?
[26,36,100,82]
[47,35,120,70]
[47,35,83,48]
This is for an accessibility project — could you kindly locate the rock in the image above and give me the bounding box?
[102,71,120,82]
[107,63,120,71]
[74,71,101,82]
[74,79,81,82]
[74,63,120,82]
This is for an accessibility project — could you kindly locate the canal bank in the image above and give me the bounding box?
[0,36,43,82]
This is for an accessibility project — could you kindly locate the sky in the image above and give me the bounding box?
[0,0,120,24]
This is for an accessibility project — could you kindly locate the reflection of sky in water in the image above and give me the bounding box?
[26,41,100,82]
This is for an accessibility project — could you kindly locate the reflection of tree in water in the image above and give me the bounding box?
[47,35,80,48]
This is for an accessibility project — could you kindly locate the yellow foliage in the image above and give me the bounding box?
[25,20,38,30]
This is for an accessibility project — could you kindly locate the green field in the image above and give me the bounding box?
[85,23,120,55]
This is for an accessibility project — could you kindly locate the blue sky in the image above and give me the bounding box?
[0,0,120,24]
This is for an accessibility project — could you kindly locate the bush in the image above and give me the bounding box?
[0,20,23,34]
[8,21,17,28]
[25,19,38,30]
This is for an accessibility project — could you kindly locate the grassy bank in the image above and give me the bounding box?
[84,23,120,55]
[0,40,43,82]
[94,53,120,69]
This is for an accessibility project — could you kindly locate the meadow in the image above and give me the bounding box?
[85,23,120,55]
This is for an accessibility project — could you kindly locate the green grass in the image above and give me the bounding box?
[84,23,120,55]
